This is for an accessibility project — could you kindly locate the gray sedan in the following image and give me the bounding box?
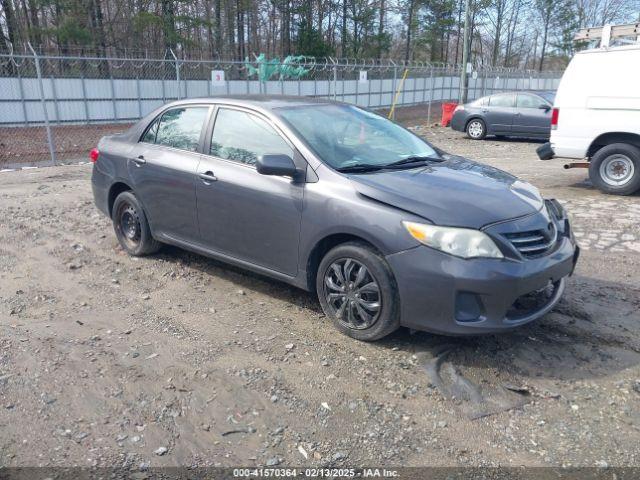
[450,91,555,140]
[91,96,577,341]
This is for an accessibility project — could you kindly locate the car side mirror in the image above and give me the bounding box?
[539,104,551,111]
[257,154,298,177]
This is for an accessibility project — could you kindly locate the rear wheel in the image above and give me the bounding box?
[112,191,161,256]
[316,242,400,341]
[466,119,486,140]
[589,143,640,195]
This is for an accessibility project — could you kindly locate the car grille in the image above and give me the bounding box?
[504,222,558,258]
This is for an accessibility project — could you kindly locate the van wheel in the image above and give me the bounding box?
[112,191,161,256]
[316,242,400,342]
[589,143,640,195]
[466,119,486,140]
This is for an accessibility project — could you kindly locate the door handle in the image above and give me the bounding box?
[132,155,146,166]
[199,171,217,183]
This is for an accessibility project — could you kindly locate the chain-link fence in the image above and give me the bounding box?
[0,49,562,167]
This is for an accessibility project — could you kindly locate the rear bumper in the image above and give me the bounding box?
[536,142,555,160]
[450,112,466,132]
[386,237,579,336]
[91,164,111,217]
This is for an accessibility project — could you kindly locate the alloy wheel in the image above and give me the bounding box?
[467,120,484,139]
[323,258,381,330]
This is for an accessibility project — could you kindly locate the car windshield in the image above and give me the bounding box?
[276,104,439,171]
[539,91,555,104]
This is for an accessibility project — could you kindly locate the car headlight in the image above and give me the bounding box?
[402,221,504,259]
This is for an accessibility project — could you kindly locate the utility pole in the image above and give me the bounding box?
[458,0,472,104]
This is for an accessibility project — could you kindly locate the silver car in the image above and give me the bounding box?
[91,96,578,341]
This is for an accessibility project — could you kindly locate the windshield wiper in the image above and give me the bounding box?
[336,163,384,173]
[383,155,442,169]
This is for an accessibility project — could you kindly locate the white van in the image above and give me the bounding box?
[537,40,640,195]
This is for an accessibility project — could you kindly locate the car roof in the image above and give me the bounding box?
[162,95,336,111]
[483,90,555,97]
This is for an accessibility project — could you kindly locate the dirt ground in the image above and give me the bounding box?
[1,124,639,471]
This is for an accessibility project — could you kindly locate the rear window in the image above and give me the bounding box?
[142,107,209,152]
[471,97,488,107]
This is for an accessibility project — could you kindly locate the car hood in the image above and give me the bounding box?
[346,155,543,229]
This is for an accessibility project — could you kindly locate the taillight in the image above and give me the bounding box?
[89,148,100,163]
[551,108,559,130]
[454,105,465,113]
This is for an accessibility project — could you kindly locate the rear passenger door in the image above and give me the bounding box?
[129,105,211,242]
[485,93,516,134]
[512,93,552,137]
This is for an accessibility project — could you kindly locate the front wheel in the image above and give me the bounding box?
[466,119,486,140]
[589,143,640,195]
[316,242,400,341]
[112,191,161,256]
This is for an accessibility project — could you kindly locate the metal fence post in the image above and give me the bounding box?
[427,66,433,124]
[15,56,29,126]
[50,75,60,123]
[170,49,181,100]
[136,76,143,118]
[109,74,118,121]
[28,43,56,165]
[81,74,90,122]
[391,62,397,117]
[332,58,338,101]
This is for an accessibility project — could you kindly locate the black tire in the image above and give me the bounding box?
[112,191,161,256]
[466,118,486,140]
[589,143,640,196]
[316,242,400,341]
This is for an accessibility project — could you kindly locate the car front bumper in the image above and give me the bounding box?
[385,236,579,335]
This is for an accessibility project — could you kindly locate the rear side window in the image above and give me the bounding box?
[489,94,514,108]
[210,108,293,166]
[516,94,543,108]
[142,107,208,152]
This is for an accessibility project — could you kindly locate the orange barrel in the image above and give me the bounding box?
[440,102,458,127]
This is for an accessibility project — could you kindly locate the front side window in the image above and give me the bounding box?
[146,107,208,152]
[489,94,514,108]
[210,108,293,166]
[516,94,543,108]
[276,104,438,170]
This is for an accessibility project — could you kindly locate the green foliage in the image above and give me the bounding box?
[51,17,91,45]
[296,19,334,57]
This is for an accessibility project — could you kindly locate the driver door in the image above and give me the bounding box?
[195,107,304,276]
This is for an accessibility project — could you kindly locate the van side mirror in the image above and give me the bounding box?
[257,154,298,177]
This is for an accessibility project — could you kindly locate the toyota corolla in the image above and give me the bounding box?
[91,96,579,341]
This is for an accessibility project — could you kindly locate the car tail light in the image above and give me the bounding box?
[454,105,465,113]
[89,148,100,163]
[551,108,559,130]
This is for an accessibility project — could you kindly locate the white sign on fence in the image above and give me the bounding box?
[359,70,368,83]
[211,70,226,87]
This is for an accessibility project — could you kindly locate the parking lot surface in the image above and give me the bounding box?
[1,125,639,468]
